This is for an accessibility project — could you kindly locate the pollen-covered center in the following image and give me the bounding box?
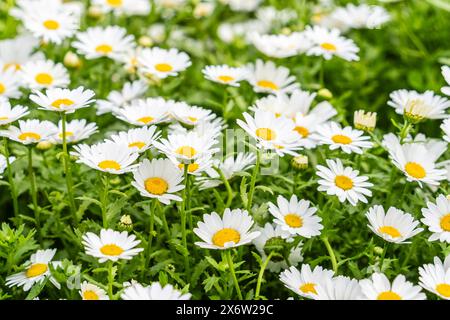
[218,75,234,83]
[257,80,279,91]
[176,145,197,158]
[58,131,74,139]
[51,98,75,108]
[106,0,123,7]
[100,244,124,256]
[284,213,303,228]
[83,290,99,300]
[178,163,200,173]
[35,73,53,85]
[321,42,337,51]
[128,141,146,149]
[155,63,173,72]
[334,175,353,190]
[26,263,48,278]
[137,116,154,124]
[144,177,169,195]
[294,126,309,137]
[43,19,60,30]
[440,214,450,232]
[436,284,450,298]
[18,132,41,141]
[378,226,401,238]
[255,127,276,141]
[377,291,401,300]
[404,162,426,179]
[95,44,113,55]
[331,134,352,144]
[212,228,241,247]
[98,160,121,171]
[300,283,317,295]
[0,83,5,94]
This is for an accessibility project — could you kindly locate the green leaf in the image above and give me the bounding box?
[25,278,48,300]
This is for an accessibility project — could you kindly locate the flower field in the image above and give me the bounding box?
[0,0,449,301]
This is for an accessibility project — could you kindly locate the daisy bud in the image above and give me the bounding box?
[354,110,377,132]
[36,141,53,150]
[110,176,121,185]
[317,88,333,100]
[263,237,287,262]
[88,5,103,19]
[291,155,308,170]
[373,246,384,255]
[447,195,450,200]
[281,27,292,35]
[403,99,427,124]
[194,2,214,19]
[118,215,133,232]
[138,36,153,47]
[64,51,81,69]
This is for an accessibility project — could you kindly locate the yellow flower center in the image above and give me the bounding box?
[294,126,309,137]
[404,162,426,179]
[100,244,124,256]
[176,146,197,158]
[218,75,234,83]
[300,283,317,295]
[35,73,53,85]
[106,0,123,7]
[58,131,74,139]
[212,228,241,247]
[0,116,9,120]
[18,132,41,141]
[331,134,352,144]
[3,62,21,71]
[137,116,154,124]
[378,226,401,238]
[155,63,173,72]
[321,42,337,51]
[26,263,48,278]
[255,127,276,141]
[257,80,279,91]
[187,116,198,123]
[334,175,353,190]
[436,284,450,298]
[144,177,169,195]
[284,213,303,228]
[377,291,402,300]
[440,214,450,232]
[128,141,146,149]
[0,83,5,94]
[98,160,121,171]
[51,98,75,108]
[178,163,200,173]
[83,290,99,300]
[43,19,60,30]
[95,44,113,55]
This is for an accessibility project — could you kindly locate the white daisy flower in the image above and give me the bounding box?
[304,25,359,61]
[387,89,450,122]
[96,80,148,115]
[168,116,226,140]
[0,34,43,72]
[73,26,135,60]
[419,255,450,300]
[113,97,171,126]
[72,141,139,174]
[51,119,98,144]
[5,249,61,291]
[253,223,303,273]
[0,119,57,144]
[121,282,191,300]
[82,229,144,263]
[79,281,109,300]
[223,0,262,12]
[268,195,323,238]
[106,126,160,154]
[131,158,184,204]
[382,133,447,187]
[249,32,312,58]
[330,4,390,31]
[153,131,219,164]
[92,0,150,16]
[316,158,373,206]
[0,154,15,176]
[202,65,248,87]
[365,205,423,244]
[0,67,23,100]
[20,59,70,89]
[315,276,363,300]
[217,20,269,44]
[279,264,334,299]
[193,208,261,250]
[360,273,426,300]
[255,6,298,27]
[138,47,191,79]
[237,110,303,156]
[170,103,215,126]
[441,118,450,143]
[12,0,83,21]
[312,121,373,154]
[441,65,450,96]
[30,86,95,113]
[421,194,450,243]
[246,60,300,95]
[0,100,29,126]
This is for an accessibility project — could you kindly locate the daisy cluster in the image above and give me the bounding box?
[0,0,449,301]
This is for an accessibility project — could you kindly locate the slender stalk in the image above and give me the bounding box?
[28,147,40,237]
[255,251,274,300]
[3,137,19,219]
[61,112,77,224]
[146,199,157,268]
[322,237,338,273]
[107,261,114,299]
[399,120,412,143]
[159,202,170,239]
[217,167,233,208]
[246,150,260,213]
[100,173,110,228]
[225,250,243,300]
[180,164,189,272]
[379,242,390,272]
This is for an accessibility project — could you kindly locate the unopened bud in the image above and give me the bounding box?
[317,88,333,100]
[110,177,121,185]
[118,215,133,231]
[403,99,427,124]
[88,5,103,19]
[36,141,53,150]
[281,27,292,35]
[194,2,215,19]
[64,51,81,69]
[354,110,377,132]
[291,155,308,170]
[138,36,153,47]
[374,246,384,255]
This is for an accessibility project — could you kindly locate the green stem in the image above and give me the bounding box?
[180,164,189,272]
[3,137,19,220]
[379,242,390,272]
[107,261,114,299]
[159,202,170,239]
[61,113,77,225]
[246,150,260,213]
[399,120,412,143]
[28,147,40,238]
[146,199,157,268]
[217,167,233,208]
[322,237,338,273]
[255,251,274,300]
[101,173,110,228]
[225,250,243,300]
